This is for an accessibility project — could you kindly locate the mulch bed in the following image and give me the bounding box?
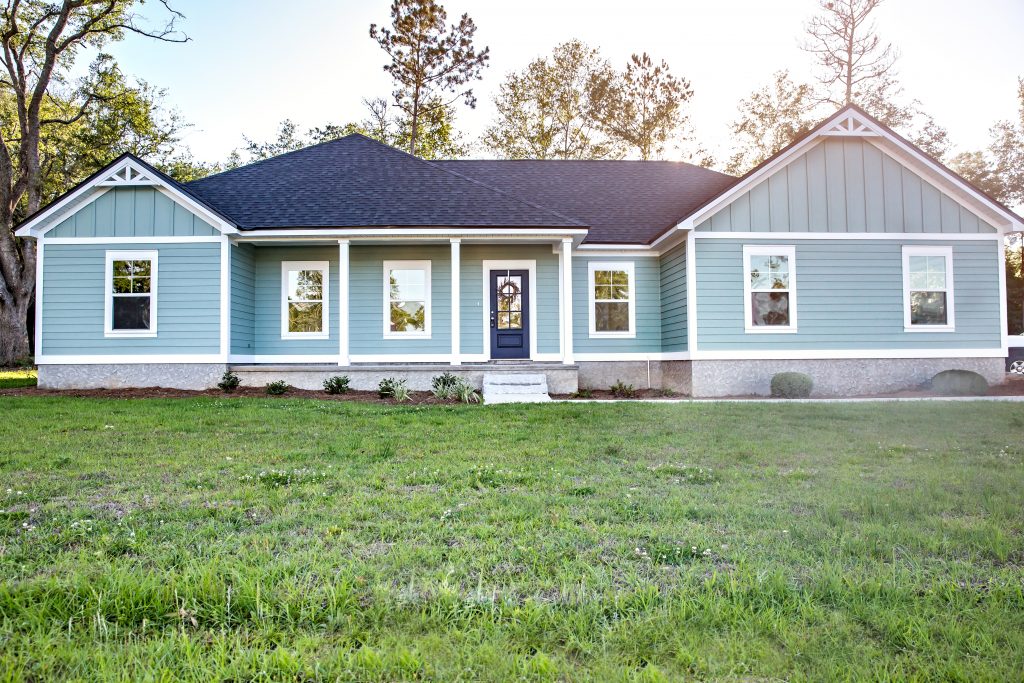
[0,385,465,404]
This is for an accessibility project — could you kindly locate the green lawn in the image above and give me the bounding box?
[1,397,1022,681]
[0,368,36,389]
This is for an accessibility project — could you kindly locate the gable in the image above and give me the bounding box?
[697,138,996,234]
[49,187,219,238]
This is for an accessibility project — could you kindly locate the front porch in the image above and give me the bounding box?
[228,361,580,394]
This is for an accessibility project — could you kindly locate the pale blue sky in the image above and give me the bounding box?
[95,0,1024,165]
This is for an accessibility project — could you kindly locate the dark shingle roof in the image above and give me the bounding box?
[186,134,585,230]
[438,160,737,244]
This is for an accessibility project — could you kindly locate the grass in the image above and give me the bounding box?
[0,396,1022,681]
[0,368,36,389]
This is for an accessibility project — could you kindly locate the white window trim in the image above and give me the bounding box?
[743,245,798,334]
[383,260,432,339]
[280,260,330,340]
[104,249,158,338]
[588,261,636,338]
[902,245,955,332]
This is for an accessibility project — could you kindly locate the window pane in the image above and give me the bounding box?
[751,292,790,326]
[390,300,425,332]
[768,255,788,274]
[770,272,789,289]
[112,296,150,330]
[910,291,947,325]
[595,301,629,332]
[594,270,612,286]
[909,271,929,289]
[289,270,323,302]
[610,282,629,300]
[131,276,151,294]
[389,269,426,302]
[611,270,629,286]
[497,276,521,312]
[130,260,151,277]
[112,277,132,294]
[113,260,132,277]
[288,302,323,333]
[908,255,928,274]
[594,284,612,301]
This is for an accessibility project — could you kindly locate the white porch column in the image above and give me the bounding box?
[450,238,461,365]
[338,239,350,366]
[560,238,574,364]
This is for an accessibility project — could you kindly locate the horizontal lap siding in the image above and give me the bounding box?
[50,187,219,238]
[459,245,561,356]
[231,243,256,354]
[697,139,998,234]
[42,242,220,354]
[659,242,687,352]
[695,239,1002,350]
[572,256,661,353]
[253,246,339,356]
[350,245,451,355]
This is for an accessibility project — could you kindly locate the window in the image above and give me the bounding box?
[281,261,329,338]
[588,262,635,337]
[903,246,955,331]
[384,260,431,337]
[105,250,157,337]
[743,245,797,332]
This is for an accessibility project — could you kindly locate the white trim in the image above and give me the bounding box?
[104,250,158,338]
[675,106,1023,233]
[901,245,955,332]
[575,352,692,361]
[587,261,636,338]
[43,236,224,244]
[34,239,43,357]
[450,240,461,364]
[482,259,538,360]
[233,228,589,240]
[230,354,340,364]
[560,239,574,363]
[999,237,1009,351]
[280,260,330,340]
[685,230,698,352]
[1007,336,1024,348]
[383,259,432,339]
[15,156,238,237]
[219,237,230,359]
[743,245,797,334]
[689,347,1005,360]
[351,353,455,364]
[573,247,659,257]
[691,231,1001,241]
[39,353,224,365]
[338,240,350,366]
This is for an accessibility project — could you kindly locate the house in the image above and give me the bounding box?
[16,105,1023,397]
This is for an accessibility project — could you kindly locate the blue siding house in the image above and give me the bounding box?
[16,105,1023,396]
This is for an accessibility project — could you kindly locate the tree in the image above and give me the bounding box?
[483,40,620,160]
[950,78,1024,207]
[0,0,187,364]
[725,71,819,175]
[369,0,488,156]
[596,53,692,160]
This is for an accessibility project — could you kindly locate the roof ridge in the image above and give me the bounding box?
[352,134,589,227]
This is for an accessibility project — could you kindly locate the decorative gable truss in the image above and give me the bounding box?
[820,112,880,137]
[15,155,237,238]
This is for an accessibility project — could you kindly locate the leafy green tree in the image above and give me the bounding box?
[483,40,619,160]
[725,71,818,175]
[596,53,692,160]
[370,0,488,156]
[950,78,1024,207]
[0,0,187,364]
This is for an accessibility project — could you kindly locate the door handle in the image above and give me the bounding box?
[490,311,496,328]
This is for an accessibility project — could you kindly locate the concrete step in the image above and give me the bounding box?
[482,373,551,403]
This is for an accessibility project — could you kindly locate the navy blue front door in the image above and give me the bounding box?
[489,269,529,359]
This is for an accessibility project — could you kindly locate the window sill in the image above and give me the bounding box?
[744,327,798,334]
[105,331,157,338]
[904,326,955,333]
[589,332,636,339]
[281,333,330,340]
[383,333,432,340]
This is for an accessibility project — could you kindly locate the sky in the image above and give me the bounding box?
[92,0,1024,167]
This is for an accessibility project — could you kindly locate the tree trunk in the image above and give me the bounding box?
[0,293,31,365]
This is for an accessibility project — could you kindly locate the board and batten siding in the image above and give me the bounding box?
[659,242,687,352]
[695,238,1002,350]
[459,244,561,356]
[572,256,662,353]
[41,242,221,354]
[230,243,256,355]
[49,187,220,238]
[697,138,997,234]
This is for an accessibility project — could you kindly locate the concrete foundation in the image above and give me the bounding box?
[689,357,1006,398]
[577,361,691,394]
[38,363,227,390]
[231,363,580,395]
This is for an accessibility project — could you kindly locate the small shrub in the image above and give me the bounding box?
[610,380,637,398]
[770,372,813,399]
[265,380,290,395]
[378,377,404,399]
[431,372,460,399]
[323,375,350,394]
[570,389,594,399]
[453,378,481,404]
[391,382,412,403]
[931,369,988,396]
[217,371,241,393]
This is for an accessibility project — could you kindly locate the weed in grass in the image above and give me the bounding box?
[650,463,717,484]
